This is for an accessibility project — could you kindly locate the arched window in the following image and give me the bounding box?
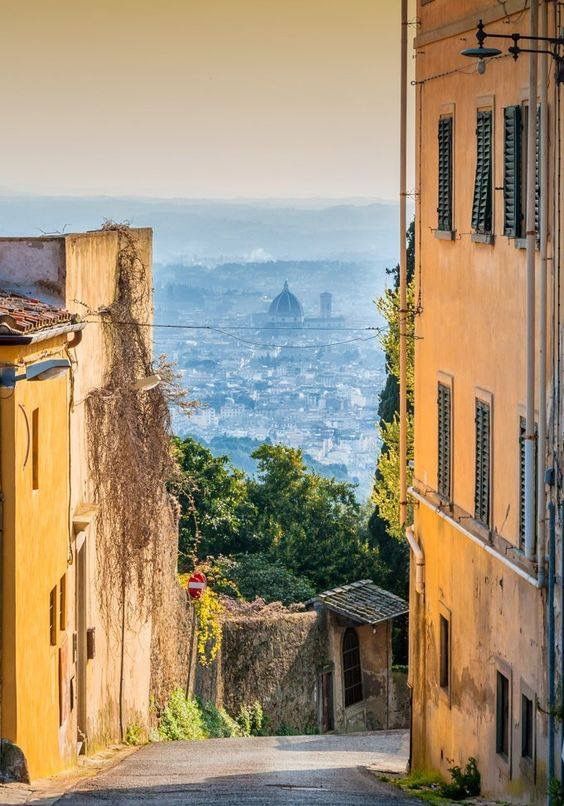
[342,628,363,707]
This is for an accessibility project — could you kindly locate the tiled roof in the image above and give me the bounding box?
[0,290,77,335]
[313,580,408,625]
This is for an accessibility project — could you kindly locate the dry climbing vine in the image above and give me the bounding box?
[85,222,196,618]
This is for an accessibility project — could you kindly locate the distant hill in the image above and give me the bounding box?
[0,195,399,264]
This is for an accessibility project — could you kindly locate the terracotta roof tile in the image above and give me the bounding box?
[311,580,408,625]
[0,290,77,335]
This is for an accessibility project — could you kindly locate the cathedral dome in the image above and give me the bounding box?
[268,281,304,323]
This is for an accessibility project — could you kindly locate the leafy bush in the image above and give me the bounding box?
[199,699,243,738]
[157,689,206,741]
[236,701,264,736]
[440,757,480,800]
[215,553,315,605]
[125,723,146,746]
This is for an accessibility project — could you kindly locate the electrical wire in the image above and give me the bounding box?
[83,317,391,350]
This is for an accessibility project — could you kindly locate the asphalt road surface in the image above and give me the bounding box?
[57,731,419,805]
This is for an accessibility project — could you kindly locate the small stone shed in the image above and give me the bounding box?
[307,580,409,733]
[196,579,409,734]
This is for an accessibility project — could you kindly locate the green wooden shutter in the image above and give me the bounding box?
[471,110,493,234]
[437,117,453,232]
[437,383,451,499]
[503,106,521,237]
[518,417,526,546]
[474,400,491,525]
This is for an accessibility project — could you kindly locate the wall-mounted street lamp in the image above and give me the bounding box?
[0,359,71,387]
[461,18,564,82]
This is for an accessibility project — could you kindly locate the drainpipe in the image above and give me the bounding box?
[398,0,408,529]
[560,500,564,787]
[548,500,556,797]
[537,0,549,584]
[406,526,424,595]
[525,0,539,562]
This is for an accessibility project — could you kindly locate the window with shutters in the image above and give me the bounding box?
[342,628,363,707]
[474,398,491,526]
[471,110,493,236]
[439,614,450,691]
[437,116,453,232]
[437,383,452,500]
[518,416,538,549]
[503,105,522,237]
[504,103,541,241]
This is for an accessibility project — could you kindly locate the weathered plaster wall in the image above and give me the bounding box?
[0,229,187,778]
[327,614,407,732]
[412,1,552,802]
[1,336,75,779]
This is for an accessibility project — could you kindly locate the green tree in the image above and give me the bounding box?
[372,221,416,540]
[249,444,380,591]
[173,436,260,566]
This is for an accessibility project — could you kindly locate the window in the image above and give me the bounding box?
[437,383,452,499]
[439,615,450,691]
[472,110,493,235]
[59,574,66,631]
[519,417,538,549]
[496,670,510,758]
[474,399,491,526]
[342,628,363,707]
[503,105,522,237]
[438,116,453,232]
[521,693,534,760]
[32,408,39,490]
[49,586,57,646]
[503,104,541,239]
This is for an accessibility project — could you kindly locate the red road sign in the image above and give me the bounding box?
[187,571,207,600]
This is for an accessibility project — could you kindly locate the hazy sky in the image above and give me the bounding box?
[2,1,404,199]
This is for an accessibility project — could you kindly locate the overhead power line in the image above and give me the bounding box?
[84,318,387,350]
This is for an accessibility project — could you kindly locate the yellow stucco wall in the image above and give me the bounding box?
[412,1,553,801]
[0,228,155,778]
[1,336,75,779]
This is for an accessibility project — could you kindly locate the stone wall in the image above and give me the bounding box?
[198,610,330,733]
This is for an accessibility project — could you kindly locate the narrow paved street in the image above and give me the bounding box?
[56,731,418,805]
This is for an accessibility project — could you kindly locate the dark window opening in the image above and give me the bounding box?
[474,399,491,526]
[439,615,450,691]
[32,408,39,490]
[437,383,452,500]
[59,574,67,631]
[472,110,493,235]
[49,586,57,646]
[496,671,510,758]
[521,693,534,760]
[343,628,363,707]
[438,116,453,232]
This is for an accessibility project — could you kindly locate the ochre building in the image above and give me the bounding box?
[410,1,563,803]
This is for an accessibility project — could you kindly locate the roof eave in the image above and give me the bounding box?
[0,321,85,346]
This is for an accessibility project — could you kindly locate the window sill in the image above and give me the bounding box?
[513,237,539,251]
[434,229,456,241]
[471,232,495,245]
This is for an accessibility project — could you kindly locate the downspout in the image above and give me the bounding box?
[398,0,408,529]
[525,0,539,562]
[406,526,424,595]
[537,0,549,585]
[548,501,556,797]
